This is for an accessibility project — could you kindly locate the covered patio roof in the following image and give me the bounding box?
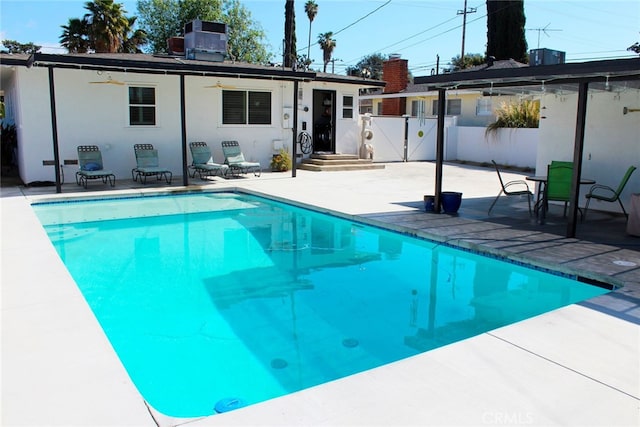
[412,57,640,238]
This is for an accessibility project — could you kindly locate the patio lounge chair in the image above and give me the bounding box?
[76,145,115,189]
[131,144,172,184]
[487,160,532,216]
[221,140,261,177]
[583,165,636,220]
[189,141,229,179]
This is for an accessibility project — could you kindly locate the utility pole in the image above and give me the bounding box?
[330,58,341,74]
[457,0,477,61]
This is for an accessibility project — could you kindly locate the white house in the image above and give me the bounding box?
[0,52,385,187]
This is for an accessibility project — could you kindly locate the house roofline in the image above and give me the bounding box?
[413,57,640,90]
[2,52,385,87]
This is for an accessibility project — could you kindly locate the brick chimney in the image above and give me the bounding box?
[382,54,408,116]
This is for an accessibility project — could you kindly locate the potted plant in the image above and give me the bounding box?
[270,148,292,172]
[485,100,540,136]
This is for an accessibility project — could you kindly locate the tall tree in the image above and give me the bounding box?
[304,1,318,63]
[345,53,387,80]
[486,0,527,63]
[83,0,130,53]
[224,0,271,63]
[283,0,296,68]
[318,31,336,73]
[450,53,485,70]
[60,18,91,53]
[1,40,41,54]
[136,0,270,63]
[121,16,148,53]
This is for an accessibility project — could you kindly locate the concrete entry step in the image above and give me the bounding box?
[298,153,385,172]
[309,153,360,161]
[297,163,386,172]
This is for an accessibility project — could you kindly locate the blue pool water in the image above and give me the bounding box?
[33,192,609,417]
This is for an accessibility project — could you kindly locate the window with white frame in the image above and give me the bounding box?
[222,90,272,125]
[342,95,354,118]
[129,87,156,126]
[431,98,462,115]
[411,100,426,117]
[476,98,493,116]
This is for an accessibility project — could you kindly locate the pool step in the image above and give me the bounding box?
[298,153,385,172]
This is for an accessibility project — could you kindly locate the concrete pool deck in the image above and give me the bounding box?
[2,161,639,426]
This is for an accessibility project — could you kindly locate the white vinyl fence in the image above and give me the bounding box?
[361,115,538,169]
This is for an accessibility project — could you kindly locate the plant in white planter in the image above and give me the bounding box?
[485,99,540,136]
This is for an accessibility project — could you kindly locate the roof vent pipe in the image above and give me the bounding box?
[487,56,496,67]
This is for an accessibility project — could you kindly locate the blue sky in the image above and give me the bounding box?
[1,0,638,75]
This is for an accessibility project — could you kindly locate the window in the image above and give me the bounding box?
[129,87,155,126]
[223,90,272,125]
[342,95,354,118]
[476,98,493,116]
[431,99,462,115]
[411,100,426,117]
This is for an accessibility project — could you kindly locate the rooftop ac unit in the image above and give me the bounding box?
[184,19,227,62]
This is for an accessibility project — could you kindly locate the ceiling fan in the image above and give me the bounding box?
[204,81,237,89]
[89,75,125,86]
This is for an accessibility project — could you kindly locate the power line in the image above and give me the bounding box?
[297,0,392,54]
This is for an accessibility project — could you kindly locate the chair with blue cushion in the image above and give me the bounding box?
[131,144,172,184]
[189,141,229,179]
[76,145,115,188]
[221,140,261,177]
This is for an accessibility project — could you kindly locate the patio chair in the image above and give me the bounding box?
[487,160,532,216]
[543,162,573,219]
[131,144,172,184]
[221,140,261,177]
[76,145,115,189]
[188,141,229,179]
[583,165,636,220]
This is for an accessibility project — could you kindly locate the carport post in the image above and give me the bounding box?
[566,80,589,238]
[180,74,189,186]
[47,66,62,193]
[292,80,298,178]
[434,88,446,212]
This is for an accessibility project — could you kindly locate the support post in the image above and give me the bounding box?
[434,88,446,212]
[292,80,299,178]
[567,80,589,237]
[180,74,189,186]
[47,66,62,193]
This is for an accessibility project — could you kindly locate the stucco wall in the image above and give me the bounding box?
[9,67,364,184]
[537,88,640,213]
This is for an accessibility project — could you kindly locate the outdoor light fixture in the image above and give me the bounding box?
[623,107,640,115]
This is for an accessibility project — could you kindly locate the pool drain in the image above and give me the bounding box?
[270,358,288,369]
[342,338,359,348]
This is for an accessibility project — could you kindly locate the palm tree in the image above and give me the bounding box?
[83,0,129,53]
[121,16,147,53]
[304,1,318,62]
[60,17,91,53]
[318,31,336,73]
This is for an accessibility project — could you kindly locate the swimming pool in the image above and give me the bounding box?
[33,192,609,418]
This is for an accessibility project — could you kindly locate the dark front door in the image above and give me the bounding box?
[312,89,336,153]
